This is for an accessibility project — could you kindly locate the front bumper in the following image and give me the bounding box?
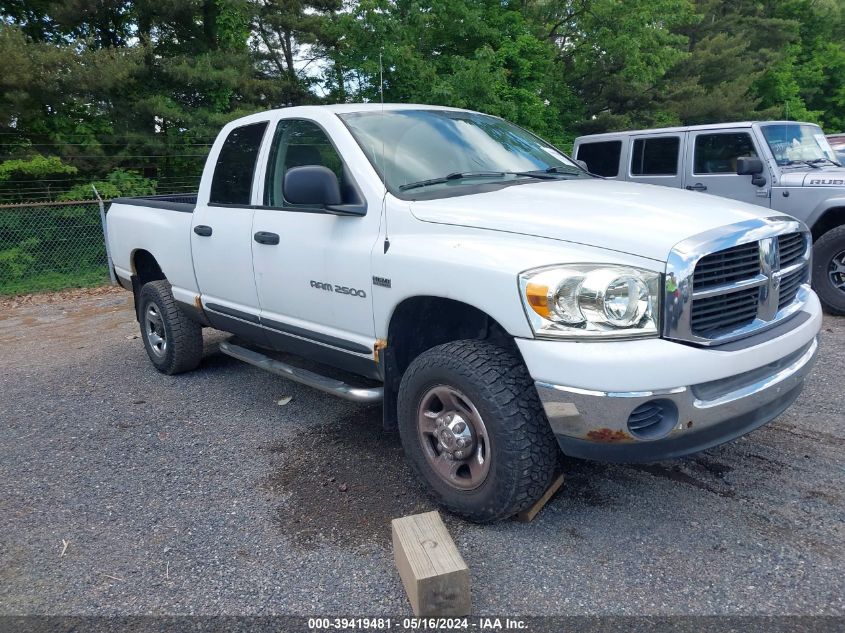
[517,295,822,463]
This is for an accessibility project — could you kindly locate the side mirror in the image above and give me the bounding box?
[736,156,763,175]
[736,156,767,187]
[284,165,342,207]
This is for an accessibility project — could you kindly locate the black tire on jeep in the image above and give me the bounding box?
[812,225,845,315]
[138,280,204,374]
[397,339,561,523]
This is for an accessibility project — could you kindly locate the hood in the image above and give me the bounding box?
[779,167,845,187]
[409,179,775,262]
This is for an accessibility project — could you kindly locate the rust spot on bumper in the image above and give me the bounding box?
[373,339,387,363]
[194,295,203,310]
[586,428,632,443]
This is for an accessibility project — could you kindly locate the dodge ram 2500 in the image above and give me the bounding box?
[107,104,822,522]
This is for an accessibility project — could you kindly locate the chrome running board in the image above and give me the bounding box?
[219,341,384,404]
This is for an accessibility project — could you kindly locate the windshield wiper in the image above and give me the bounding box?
[806,157,843,167]
[399,171,507,191]
[784,160,821,169]
[398,169,570,191]
[543,166,586,176]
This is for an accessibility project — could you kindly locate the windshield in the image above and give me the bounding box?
[339,109,587,197]
[761,123,839,166]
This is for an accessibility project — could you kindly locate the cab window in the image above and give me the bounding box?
[631,137,680,176]
[694,132,757,174]
[576,141,622,177]
[264,119,347,207]
[209,122,268,205]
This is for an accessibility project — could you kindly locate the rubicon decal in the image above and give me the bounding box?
[310,280,367,298]
[807,178,845,185]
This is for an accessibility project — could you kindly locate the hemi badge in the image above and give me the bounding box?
[373,276,392,288]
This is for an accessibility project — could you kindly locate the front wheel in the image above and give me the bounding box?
[812,225,845,315]
[397,340,561,522]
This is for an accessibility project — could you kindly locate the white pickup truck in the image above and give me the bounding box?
[107,104,822,522]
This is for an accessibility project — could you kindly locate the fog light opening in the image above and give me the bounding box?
[627,399,678,440]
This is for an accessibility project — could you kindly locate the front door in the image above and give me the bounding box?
[192,121,269,334]
[683,129,771,207]
[250,118,381,375]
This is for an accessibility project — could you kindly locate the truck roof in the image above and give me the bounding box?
[271,103,474,115]
[575,120,818,142]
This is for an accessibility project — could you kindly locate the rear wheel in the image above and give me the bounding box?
[397,339,561,522]
[138,280,203,374]
[812,225,845,315]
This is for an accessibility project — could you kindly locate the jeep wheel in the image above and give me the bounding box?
[397,340,561,522]
[139,280,204,374]
[812,225,845,315]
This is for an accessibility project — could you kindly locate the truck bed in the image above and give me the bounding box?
[110,193,197,213]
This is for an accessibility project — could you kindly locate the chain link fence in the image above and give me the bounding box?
[0,200,111,295]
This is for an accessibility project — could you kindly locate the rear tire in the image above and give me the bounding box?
[397,339,561,522]
[812,225,845,315]
[138,280,203,374]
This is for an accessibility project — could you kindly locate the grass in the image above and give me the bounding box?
[0,266,110,296]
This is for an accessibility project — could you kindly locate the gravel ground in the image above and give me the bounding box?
[0,287,843,616]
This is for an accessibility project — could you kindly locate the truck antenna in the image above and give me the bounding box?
[379,51,390,254]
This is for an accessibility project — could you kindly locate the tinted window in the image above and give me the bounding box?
[264,120,346,207]
[631,137,680,176]
[576,141,622,177]
[209,122,268,205]
[694,133,757,174]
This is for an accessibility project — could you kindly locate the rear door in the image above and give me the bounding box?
[627,133,686,188]
[684,129,771,207]
[191,120,269,333]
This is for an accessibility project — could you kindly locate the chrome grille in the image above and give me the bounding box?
[692,242,760,290]
[779,267,805,310]
[778,233,806,269]
[691,287,760,334]
[665,218,811,346]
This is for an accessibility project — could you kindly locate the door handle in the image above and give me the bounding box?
[685,183,707,192]
[193,225,213,237]
[254,231,280,245]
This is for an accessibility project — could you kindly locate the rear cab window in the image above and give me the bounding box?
[209,122,269,205]
[576,141,622,177]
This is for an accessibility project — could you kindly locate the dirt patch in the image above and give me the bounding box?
[0,284,121,309]
[263,407,438,549]
[0,285,132,353]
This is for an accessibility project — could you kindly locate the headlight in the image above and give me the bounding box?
[519,264,661,339]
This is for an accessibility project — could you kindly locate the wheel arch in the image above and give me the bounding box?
[381,295,526,429]
[131,248,166,285]
[810,204,845,241]
[129,249,167,322]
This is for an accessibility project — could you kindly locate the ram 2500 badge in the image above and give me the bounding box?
[107,105,821,521]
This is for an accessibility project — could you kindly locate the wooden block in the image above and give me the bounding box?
[516,473,565,523]
[392,511,470,616]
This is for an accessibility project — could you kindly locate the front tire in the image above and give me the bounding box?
[812,225,845,315]
[138,280,203,374]
[397,340,561,522]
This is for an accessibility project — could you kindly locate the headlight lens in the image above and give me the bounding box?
[519,265,661,339]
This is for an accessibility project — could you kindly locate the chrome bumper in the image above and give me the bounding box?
[536,337,818,462]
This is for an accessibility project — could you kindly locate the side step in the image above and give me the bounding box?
[218,341,384,404]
